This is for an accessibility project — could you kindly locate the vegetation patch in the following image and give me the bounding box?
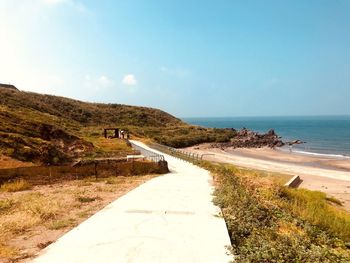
[77,196,100,203]
[83,136,134,158]
[0,179,31,192]
[0,199,14,213]
[105,177,118,184]
[22,192,60,220]
[49,218,76,230]
[281,188,350,242]
[200,161,350,262]
[130,125,236,148]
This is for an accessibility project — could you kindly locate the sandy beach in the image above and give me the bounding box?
[185,145,350,212]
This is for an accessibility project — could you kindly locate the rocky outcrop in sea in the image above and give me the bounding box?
[210,128,285,149]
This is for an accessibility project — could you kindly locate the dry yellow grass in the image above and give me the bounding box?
[1,211,40,236]
[278,221,305,237]
[82,134,134,158]
[135,136,154,145]
[0,179,32,192]
[0,174,158,262]
[281,188,350,241]
[0,244,18,259]
[93,138,130,151]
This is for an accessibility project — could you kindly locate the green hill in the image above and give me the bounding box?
[0,88,183,127]
[0,87,236,164]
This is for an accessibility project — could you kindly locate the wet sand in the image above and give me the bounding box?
[185,145,350,212]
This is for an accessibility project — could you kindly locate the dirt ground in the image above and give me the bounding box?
[0,156,34,169]
[0,174,158,263]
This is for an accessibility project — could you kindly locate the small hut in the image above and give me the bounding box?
[103,128,128,139]
[104,128,120,139]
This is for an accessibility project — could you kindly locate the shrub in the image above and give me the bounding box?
[49,219,75,230]
[105,178,117,185]
[77,196,100,203]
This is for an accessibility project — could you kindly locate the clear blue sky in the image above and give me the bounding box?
[1,0,350,117]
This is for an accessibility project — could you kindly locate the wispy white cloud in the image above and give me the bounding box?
[97,75,114,87]
[122,74,137,86]
[85,75,115,90]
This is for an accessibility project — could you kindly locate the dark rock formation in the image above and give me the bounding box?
[0,83,18,91]
[286,140,305,146]
[210,128,284,149]
[37,123,94,164]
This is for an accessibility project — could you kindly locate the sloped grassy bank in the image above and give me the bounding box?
[200,162,350,262]
[1,88,284,165]
[0,88,237,164]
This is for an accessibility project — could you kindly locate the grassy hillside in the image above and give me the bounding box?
[0,87,236,164]
[0,88,183,127]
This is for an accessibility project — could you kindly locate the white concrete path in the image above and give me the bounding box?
[31,140,232,263]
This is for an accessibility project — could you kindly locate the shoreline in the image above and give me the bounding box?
[184,145,350,212]
[278,145,350,160]
[188,144,350,175]
[229,147,350,172]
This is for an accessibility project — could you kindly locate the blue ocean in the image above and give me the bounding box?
[183,116,350,157]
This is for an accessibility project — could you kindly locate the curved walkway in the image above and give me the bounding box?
[31,141,232,263]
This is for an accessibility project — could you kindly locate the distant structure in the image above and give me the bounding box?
[104,128,119,139]
[103,128,129,139]
[0,83,18,91]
